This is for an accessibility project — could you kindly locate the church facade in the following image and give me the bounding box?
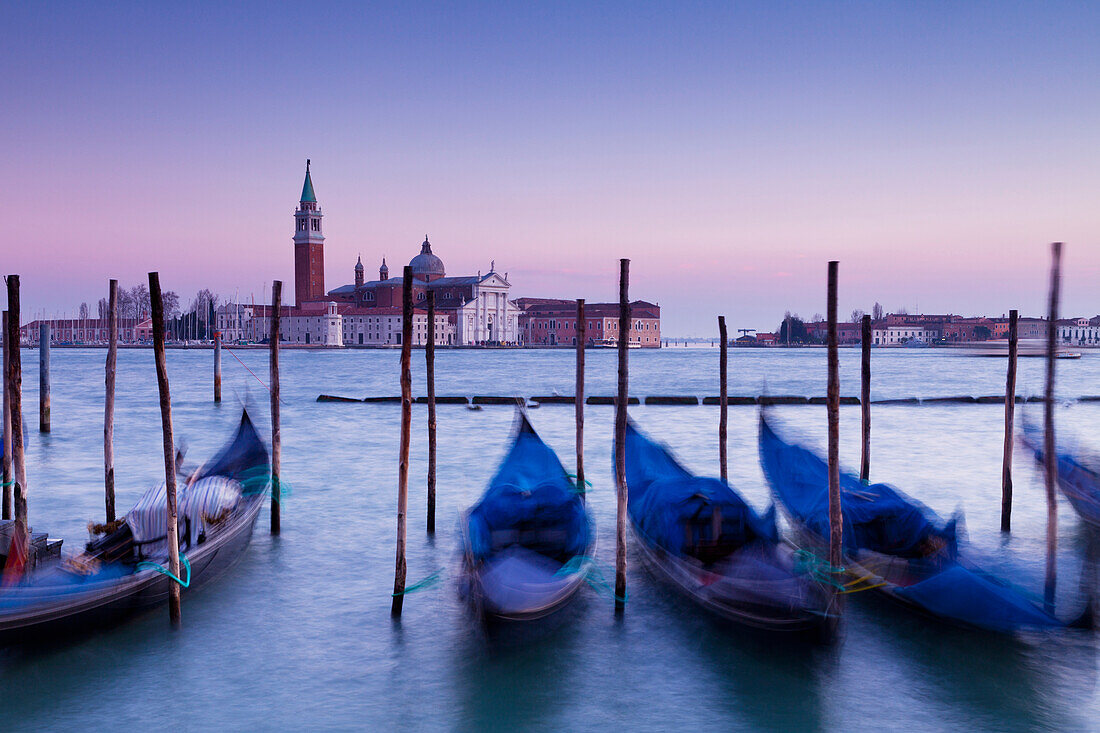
[327,237,521,346]
[216,162,515,346]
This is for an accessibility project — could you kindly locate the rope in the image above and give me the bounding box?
[392,570,443,596]
[137,553,192,588]
[555,556,628,604]
[0,480,12,488]
[793,549,847,590]
[565,474,593,494]
[222,346,285,403]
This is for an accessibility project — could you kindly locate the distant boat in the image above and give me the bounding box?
[458,413,594,624]
[0,412,269,644]
[1022,423,1100,528]
[758,413,1087,633]
[591,338,640,349]
[623,421,838,635]
[964,338,1082,359]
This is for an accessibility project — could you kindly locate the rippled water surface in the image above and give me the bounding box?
[3,347,1100,731]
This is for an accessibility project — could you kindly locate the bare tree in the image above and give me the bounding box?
[162,290,181,319]
[79,302,89,320]
[811,313,823,324]
[98,297,109,320]
[129,284,150,319]
[119,288,136,321]
[872,302,884,321]
[851,309,865,324]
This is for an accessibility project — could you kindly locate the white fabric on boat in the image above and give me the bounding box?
[125,477,243,559]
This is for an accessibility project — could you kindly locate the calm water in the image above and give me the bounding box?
[3,347,1100,732]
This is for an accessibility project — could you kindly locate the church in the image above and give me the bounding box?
[217,162,520,346]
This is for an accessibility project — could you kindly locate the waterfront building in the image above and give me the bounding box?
[19,317,146,345]
[1058,317,1100,345]
[516,298,662,347]
[328,237,521,345]
[872,325,931,345]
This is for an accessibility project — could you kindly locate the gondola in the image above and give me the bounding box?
[622,421,838,635]
[459,413,594,623]
[758,413,1085,633]
[0,411,269,644]
[1021,422,1100,528]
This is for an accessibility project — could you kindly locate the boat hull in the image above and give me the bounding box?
[630,524,837,636]
[0,495,264,645]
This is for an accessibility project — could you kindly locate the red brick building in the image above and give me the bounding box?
[517,298,661,347]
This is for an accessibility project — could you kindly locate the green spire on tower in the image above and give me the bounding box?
[300,159,317,203]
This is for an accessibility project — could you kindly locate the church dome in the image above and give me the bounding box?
[409,236,445,280]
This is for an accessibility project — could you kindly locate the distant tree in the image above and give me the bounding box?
[895,307,909,316]
[79,302,89,320]
[872,302,884,321]
[162,290,181,320]
[778,313,810,344]
[97,298,109,320]
[811,313,823,324]
[129,284,150,319]
[974,325,992,341]
[851,309,865,324]
[118,288,136,321]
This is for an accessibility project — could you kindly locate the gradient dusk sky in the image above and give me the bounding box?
[4,1,1099,334]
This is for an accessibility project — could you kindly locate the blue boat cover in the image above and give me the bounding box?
[625,422,778,556]
[759,415,1068,630]
[466,417,590,563]
[759,417,955,558]
[1022,422,1100,527]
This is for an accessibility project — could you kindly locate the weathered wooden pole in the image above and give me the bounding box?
[2,309,11,521]
[270,281,282,536]
[148,272,182,626]
[718,315,728,483]
[425,290,437,534]
[826,262,843,570]
[104,280,118,522]
[575,299,586,501]
[6,279,28,556]
[392,266,414,616]
[1001,309,1018,533]
[38,322,50,433]
[614,259,630,612]
[1043,243,1062,613]
[213,330,222,403]
[860,314,871,482]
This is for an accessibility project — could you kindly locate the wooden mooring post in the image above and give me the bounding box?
[614,259,630,612]
[270,281,282,536]
[39,323,50,433]
[826,262,843,570]
[426,290,436,534]
[213,330,222,403]
[575,299,585,500]
[1043,244,1062,613]
[149,272,182,626]
[392,266,414,616]
[718,315,728,483]
[2,309,11,521]
[860,314,871,483]
[1001,309,1018,533]
[6,278,28,556]
[104,280,118,522]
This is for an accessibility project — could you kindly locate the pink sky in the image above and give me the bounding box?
[4,3,1099,334]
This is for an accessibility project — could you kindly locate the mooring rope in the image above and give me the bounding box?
[137,553,192,588]
[555,556,628,604]
[392,570,444,596]
[222,345,286,403]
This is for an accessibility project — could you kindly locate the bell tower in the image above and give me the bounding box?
[293,159,325,307]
